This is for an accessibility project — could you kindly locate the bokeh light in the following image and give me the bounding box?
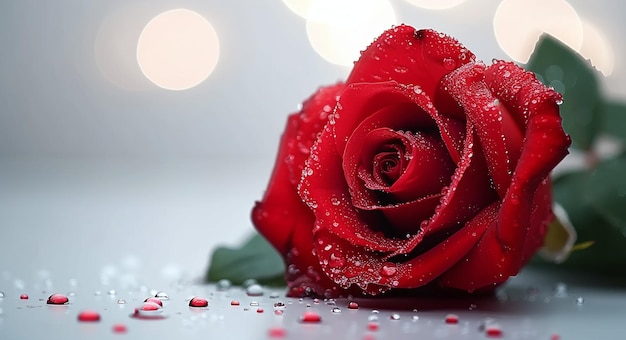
[403,0,466,10]
[580,20,614,76]
[281,0,314,18]
[493,0,583,63]
[137,9,220,91]
[305,0,396,66]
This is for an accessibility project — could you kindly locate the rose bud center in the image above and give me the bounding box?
[358,128,455,203]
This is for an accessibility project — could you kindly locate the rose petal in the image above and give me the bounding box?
[252,83,344,255]
[299,122,406,253]
[347,26,476,101]
[442,62,524,198]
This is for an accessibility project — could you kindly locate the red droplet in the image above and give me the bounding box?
[367,322,379,331]
[268,326,286,337]
[139,302,161,311]
[485,324,503,337]
[189,296,208,307]
[550,334,561,340]
[47,293,69,305]
[112,324,127,333]
[20,294,29,300]
[230,300,240,306]
[274,310,284,316]
[256,308,264,313]
[445,314,459,324]
[300,311,322,323]
[348,302,359,309]
[144,297,163,307]
[443,58,457,70]
[77,310,101,322]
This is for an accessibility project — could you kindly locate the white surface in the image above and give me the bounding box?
[0,158,625,339]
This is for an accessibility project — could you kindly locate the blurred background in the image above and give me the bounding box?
[0,0,624,288]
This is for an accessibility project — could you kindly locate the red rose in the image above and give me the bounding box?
[252,25,571,297]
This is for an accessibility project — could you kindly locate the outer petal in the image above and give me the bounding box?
[347,26,475,101]
[252,83,344,255]
[439,64,571,291]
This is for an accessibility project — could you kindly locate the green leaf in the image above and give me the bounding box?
[600,100,626,140]
[587,154,626,237]
[205,232,286,286]
[526,34,602,150]
[535,170,626,274]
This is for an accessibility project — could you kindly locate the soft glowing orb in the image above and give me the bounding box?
[493,0,583,63]
[403,0,466,10]
[305,0,396,66]
[137,9,220,90]
[580,20,614,76]
[281,0,315,18]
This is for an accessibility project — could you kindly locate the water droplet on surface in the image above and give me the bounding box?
[144,297,163,307]
[107,289,117,296]
[576,297,585,305]
[230,300,240,306]
[485,324,503,337]
[117,299,127,304]
[112,323,127,333]
[445,314,459,324]
[390,313,400,320]
[269,292,280,298]
[348,302,359,309]
[246,284,264,296]
[368,322,379,331]
[268,326,287,337]
[77,310,101,322]
[46,293,69,305]
[412,315,420,321]
[242,279,258,288]
[154,291,169,300]
[216,279,231,290]
[554,282,568,298]
[19,294,28,300]
[300,311,321,323]
[189,296,208,307]
[256,308,264,313]
[273,302,286,310]
[331,307,341,314]
[250,301,259,306]
[0,291,5,298]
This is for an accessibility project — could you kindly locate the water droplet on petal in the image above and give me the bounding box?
[300,311,321,323]
[380,262,397,277]
[189,296,208,307]
[154,291,169,300]
[443,58,456,70]
[246,284,264,296]
[77,310,101,322]
[46,293,69,305]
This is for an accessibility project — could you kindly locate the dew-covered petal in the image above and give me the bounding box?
[252,83,345,255]
[347,26,476,101]
[299,121,406,253]
[442,62,522,198]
